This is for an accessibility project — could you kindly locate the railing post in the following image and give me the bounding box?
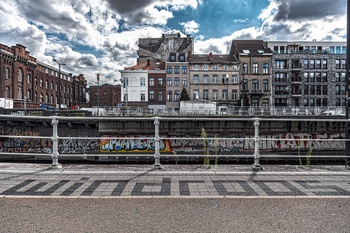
[251,118,263,171]
[50,117,62,169]
[153,116,161,168]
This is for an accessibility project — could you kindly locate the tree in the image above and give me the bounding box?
[180,87,190,101]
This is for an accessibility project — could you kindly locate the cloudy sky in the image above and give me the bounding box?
[0,0,347,85]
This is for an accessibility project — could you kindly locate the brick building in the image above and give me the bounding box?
[0,43,87,109]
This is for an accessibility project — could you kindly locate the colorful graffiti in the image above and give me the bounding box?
[100,136,172,153]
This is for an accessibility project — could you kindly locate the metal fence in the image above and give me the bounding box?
[90,106,346,117]
[0,114,349,170]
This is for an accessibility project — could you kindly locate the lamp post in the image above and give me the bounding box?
[121,78,128,107]
[226,74,229,107]
[53,58,66,110]
[97,73,100,116]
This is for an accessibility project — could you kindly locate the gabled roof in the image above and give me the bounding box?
[124,61,150,70]
[231,40,273,55]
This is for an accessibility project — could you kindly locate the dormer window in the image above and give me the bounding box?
[170,53,176,62]
[179,53,185,62]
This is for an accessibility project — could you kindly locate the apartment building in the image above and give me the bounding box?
[165,52,190,111]
[89,84,120,107]
[148,61,166,113]
[0,43,87,109]
[188,52,240,108]
[231,40,273,108]
[266,41,347,107]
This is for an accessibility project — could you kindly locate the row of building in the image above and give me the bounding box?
[0,43,87,109]
[0,33,347,112]
[90,34,347,113]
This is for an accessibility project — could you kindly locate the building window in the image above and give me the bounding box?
[252,63,258,73]
[40,92,44,103]
[174,91,180,101]
[167,91,172,101]
[174,66,180,74]
[193,75,199,84]
[322,60,327,69]
[158,78,163,86]
[167,77,172,86]
[17,69,23,82]
[203,90,209,100]
[141,93,145,101]
[232,90,237,100]
[6,68,10,79]
[223,64,228,70]
[140,77,146,86]
[167,66,172,74]
[222,75,228,84]
[341,59,346,69]
[194,64,199,70]
[232,75,238,84]
[263,63,269,74]
[149,78,154,86]
[275,60,286,69]
[322,73,327,82]
[182,66,187,74]
[179,54,185,62]
[103,91,107,96]
[303,73,309,82]
[252,80,259,90]
[27,74,31,84]
[316,59,321,69]
[309,72,315,82]
[263,79,269,91]
[222,90,228,100]
[213,75,219,84]
[46,94,49,103]
[336,60,340,69]
[158,91,163,101]
[203,75,209,83]
[40,79,43,87]
[303,59,309,69]
[243,63,248,73]
[45,80,48,89]
[193,90,199,100]
[309,59,315,69]
[233,65,238,71]
[149,91,154,102]
[5,86,10,98]
[213,64,218,70]
[213,90,218,100]
[170,53,176,61]
[174,77,180,86]
[50,82,53,90]
[182,78,187,86]
[203,64,208,70]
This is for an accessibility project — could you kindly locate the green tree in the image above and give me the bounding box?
[180,87,190,101]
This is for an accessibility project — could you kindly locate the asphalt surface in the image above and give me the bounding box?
[1,163,350,232]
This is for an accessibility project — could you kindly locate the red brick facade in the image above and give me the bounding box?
[0,43,87,109]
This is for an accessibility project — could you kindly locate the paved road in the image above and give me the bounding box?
[1,163,350,232]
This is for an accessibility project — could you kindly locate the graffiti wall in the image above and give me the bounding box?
[0,129,345,155]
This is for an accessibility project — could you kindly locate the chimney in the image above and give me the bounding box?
[147,59,150,66]
[209,52,212,59]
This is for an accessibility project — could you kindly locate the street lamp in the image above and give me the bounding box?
[121,78,128,107]
[97,73,100,116]
[53,58,66,110]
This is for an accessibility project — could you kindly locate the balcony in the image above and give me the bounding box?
[291,90,302,97]
[249,89,264,95]
[291,76,302,84]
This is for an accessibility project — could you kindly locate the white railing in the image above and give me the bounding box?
[0,115,349,170]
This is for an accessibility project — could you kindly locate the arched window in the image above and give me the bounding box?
[40,92,43,103]
[17,88,22,99]
[45,94,49,103]
[27,74,31,84]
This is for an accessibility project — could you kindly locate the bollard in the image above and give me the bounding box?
[50,117,62,169]
[251,118,263,171]
[153,116,161,168]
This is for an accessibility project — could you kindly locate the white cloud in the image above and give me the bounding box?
[179,20,200,35]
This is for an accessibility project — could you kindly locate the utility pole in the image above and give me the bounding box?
[53,58,66,110]
[346,0,350,167]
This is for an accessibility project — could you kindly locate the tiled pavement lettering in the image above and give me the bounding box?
[1,174,350,197]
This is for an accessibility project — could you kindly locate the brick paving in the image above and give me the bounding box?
[0,163,350,197]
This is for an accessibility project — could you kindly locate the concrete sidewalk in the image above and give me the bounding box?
[0,162,349,174]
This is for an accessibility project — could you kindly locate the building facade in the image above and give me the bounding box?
[0,43,87,109]
[267,41,347,108]
[89,83,120,107]
[165,52,190,111]
[231,40,273,108]
[188,52,240,108]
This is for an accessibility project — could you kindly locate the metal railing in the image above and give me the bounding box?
[0,115,349,170]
